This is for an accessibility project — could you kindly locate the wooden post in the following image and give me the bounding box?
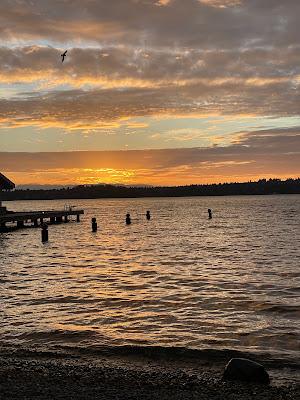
[77,214,80,222]
[92,217,97,232]
[17,220,24,228]
[33,219,38,227]
[64,215,69,223]
[41,223,48,243]
[126,213,131,225]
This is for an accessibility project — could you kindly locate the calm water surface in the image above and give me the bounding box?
[1,196,299,362]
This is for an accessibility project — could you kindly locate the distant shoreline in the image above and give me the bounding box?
[1,178,300,201]
[2,192,300,203]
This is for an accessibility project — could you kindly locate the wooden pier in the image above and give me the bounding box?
[0,208,84,231]
[0,173,84,232]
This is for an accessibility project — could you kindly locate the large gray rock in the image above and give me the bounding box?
[223,358,270,384]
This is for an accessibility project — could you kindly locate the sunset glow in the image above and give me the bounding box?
[1,0,299,186]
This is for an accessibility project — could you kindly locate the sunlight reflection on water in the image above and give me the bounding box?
[1,195,299,361]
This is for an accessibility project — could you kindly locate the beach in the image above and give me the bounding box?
[1,349,299,400]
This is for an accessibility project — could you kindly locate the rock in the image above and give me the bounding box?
[223,358,270,384]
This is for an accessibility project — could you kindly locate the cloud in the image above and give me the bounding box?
[0,1,299,134]
[1,1,300,49]
[1,45,300,88]
[1,43,299,133]
[0,77,299,134]
[199,0,242,8]
[1,127,299,185]
[0,1,299,184]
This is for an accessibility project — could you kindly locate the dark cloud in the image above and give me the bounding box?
[1,127,299,173]
[1,80,299,133]
[1,43,299,128]
[1,45,300,83]
[1,1,300,49]
[1,2,299,129]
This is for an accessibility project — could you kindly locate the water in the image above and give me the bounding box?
[1,195,299,364]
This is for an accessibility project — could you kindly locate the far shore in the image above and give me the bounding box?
[1,178,299,202]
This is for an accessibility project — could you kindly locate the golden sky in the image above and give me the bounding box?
[0,0,299,186]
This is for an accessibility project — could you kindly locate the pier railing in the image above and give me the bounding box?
[0,208,84,230]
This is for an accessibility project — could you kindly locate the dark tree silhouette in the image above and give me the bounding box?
[1,178,299,201]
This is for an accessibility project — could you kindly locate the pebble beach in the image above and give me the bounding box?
[1,349,299,400]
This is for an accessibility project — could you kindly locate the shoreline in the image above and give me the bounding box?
[2,178,300,202]
[0,348,299,399]
[2,193,300,203]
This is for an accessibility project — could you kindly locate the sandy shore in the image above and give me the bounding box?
[0,351,299,400]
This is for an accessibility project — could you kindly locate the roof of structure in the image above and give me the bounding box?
[0,173,15,190]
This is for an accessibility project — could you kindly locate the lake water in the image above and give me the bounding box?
[1,195,299,364]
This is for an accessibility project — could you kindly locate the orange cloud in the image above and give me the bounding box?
[1,127,299,185]
[7,167,299,187]
[199,0,241,7]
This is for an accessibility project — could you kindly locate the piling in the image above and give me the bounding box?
[126,213,131,225]
[92,217,98,232]
[146,210,151,220]
[208,208,212,219]
[41,223,49,243]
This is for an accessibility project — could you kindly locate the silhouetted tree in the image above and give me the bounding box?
[1,178,299,201]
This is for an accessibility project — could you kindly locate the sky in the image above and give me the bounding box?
[0,0,299,186]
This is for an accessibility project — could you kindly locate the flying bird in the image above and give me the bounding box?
[61,50,67,63]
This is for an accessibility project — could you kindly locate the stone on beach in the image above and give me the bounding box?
[223,358,270,384]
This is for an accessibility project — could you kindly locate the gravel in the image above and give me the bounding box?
[0,354,299,399]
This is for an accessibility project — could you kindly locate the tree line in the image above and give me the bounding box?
[1,178,299,201]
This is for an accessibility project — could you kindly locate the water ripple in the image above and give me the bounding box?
[0,195,299,363]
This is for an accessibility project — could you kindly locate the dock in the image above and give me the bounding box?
[0,208,84,231]
[0,173,85,232]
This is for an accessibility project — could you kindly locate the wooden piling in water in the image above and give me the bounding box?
[41,223,48,243]
[91,217,97,232]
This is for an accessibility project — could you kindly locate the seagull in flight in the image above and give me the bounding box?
[61,50,67,63]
